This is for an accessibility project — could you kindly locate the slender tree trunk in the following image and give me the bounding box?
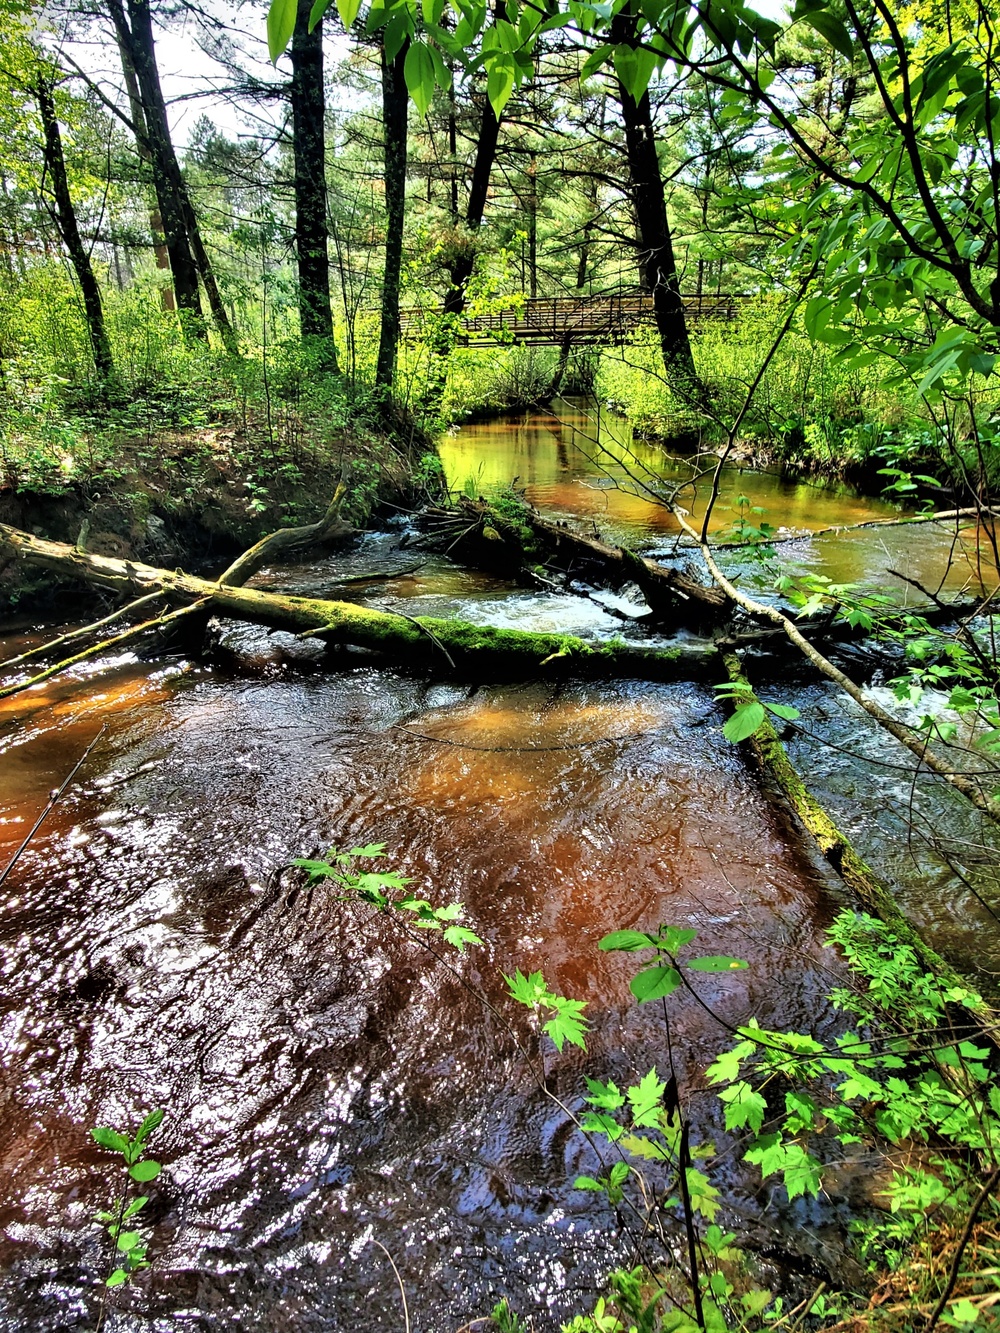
[526,152,537,298]
[442,92,501,322]
[375,38,408,391]
[610,10,696,386]
[180,193,239,354]
[549,214,594,398]
[290,0,337,369]
[36,80,115,382]
[116,30,233,348]
[448,78,459,222]
[108,0,205,337]
[116,35,173,312]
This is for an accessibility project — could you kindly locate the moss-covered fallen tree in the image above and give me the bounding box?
[418,496,728,621]
[0,522,713,684]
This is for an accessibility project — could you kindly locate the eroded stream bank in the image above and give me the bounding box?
[1,398,997,1330]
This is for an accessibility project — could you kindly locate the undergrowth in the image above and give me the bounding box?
[83,841,1000,1331]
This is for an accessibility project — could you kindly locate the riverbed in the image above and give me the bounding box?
[1,400,996,1330]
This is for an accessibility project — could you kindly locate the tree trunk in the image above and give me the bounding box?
[442,92,501,323]
[35,80,115,382]
[526,152,537,299]
[610,10,696,387]
[115,29,234,347]
[181,192,239,354]
[375,38,408,391]
[115,34,173,312]
[0,522,711,682]
[109,0,205,338]
[549,207,595,398]
[290,0,337,370]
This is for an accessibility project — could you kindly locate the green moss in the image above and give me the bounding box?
[720,653,974,990]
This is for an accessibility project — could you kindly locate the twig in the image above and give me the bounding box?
[788,1283,827,1333]
[393,610,457,669]
[0,724,106,891]
[0,591,166,671]
[366,1238,411,1333]
[925,1165,1000,1332]
[0,601,207,702]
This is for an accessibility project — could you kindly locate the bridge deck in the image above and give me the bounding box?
[397,291,749,345]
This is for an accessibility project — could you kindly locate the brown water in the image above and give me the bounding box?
[439,399,900,541]
[0,402,995,1331]
[442,398,1000,597]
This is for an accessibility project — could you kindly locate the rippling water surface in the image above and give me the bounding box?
[0,401,993,1330]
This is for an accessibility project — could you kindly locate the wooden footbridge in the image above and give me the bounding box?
[397,291,748,346]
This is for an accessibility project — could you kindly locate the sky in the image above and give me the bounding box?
[62,0,788,149]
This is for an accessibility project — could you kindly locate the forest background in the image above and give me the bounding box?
[2,0,985,550]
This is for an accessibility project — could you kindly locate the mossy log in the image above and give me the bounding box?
[421,498,727,622]
[720,652,992,1000]
[0,522,713,681]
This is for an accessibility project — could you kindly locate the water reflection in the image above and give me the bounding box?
[439,399,901,541]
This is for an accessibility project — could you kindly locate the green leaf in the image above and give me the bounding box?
[307,0,332,29]
[686,956,748,972]
[129,1160,161,1183]
[122,1196,149,1219]
[627,1068,667,1123]
[91,1127,129,1155]
[629,965,681,1003]
[621,1132,671,1161]
[686,1166,721,1220]
[573,1174,603,1191]
[719,1081,767,1133]
[802,9,853,59]
[543,996,589,1052]
[599,929,655,952]
[584,1077,624,1110]
[486,51,516,116]
[404,42,436,116]
[442,925,483,951]
[722,702,766,743]
[266,0,298,62]
[782,1145,823,1200]
[658,926,698,952]
[135,1109,164,1143]
[766,703,800,721]
[116,1231,141,1252]
[504,969,548,1008]
[608,1160,629,1187]
[291,858,339,882]
[106,1269,129,1288]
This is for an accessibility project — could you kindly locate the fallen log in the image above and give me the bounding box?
[419,497,727,621]
[720,653,1000,1015]
[0,523,714,683]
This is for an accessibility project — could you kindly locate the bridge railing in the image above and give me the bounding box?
[397,291,750,344]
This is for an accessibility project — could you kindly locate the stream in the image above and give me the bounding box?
[1,399,997,1330]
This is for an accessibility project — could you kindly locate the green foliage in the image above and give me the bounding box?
[91,1110,165,1289]
[712,680,800,745]
[504,968,589,1050]
[490,1297,530,1331]
[600,923,746,1003]
[292,844,483,951]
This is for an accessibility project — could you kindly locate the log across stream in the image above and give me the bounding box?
[2,401,1000,1331]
